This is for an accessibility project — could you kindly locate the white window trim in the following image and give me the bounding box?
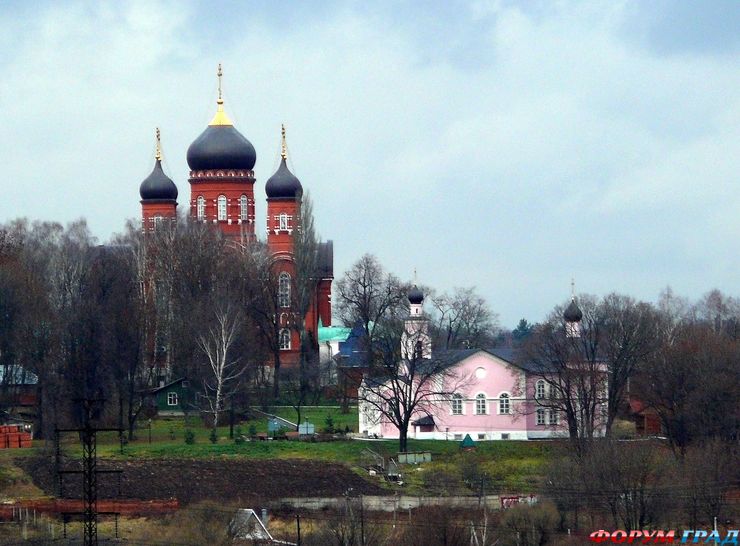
[548,409,559,425]
[279,328,291,351]
[451,393,464,416]
[497,392,511,415]
[535,380,546,400]
[239,194,249,221]
[167,392,178,406]
[536,408,545,425]
[196,196,205,220]
[217,195,227,221]
[278,272,291,308]
[474,392,487,415]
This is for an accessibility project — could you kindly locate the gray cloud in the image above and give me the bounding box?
[0,1,737,326]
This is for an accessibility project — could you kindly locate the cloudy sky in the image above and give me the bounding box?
[0,0,738,326]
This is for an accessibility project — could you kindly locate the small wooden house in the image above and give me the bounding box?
[148,378,194,417]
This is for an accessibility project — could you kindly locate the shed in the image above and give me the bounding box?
[148,378,194,416]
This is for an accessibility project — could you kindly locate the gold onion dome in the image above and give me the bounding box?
[186,64,256,171]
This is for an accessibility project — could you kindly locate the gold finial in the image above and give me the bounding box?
[154,127,162,161]
[209,63,233,126]
[281,124,287,160]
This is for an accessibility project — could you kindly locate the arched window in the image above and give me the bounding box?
[279,213,288,231]
[536,408,545,425]
[279,328,291,350]
[535,380,546,399]
[451,393,463,415]
[499,393,510,415]
[475,393,487,415]
[278,272,291,308]
[217,195,227,221]
[196,196,205,220]
[549,383,558,399]
[240,195,248,221]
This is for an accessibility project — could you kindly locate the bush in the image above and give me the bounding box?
[248,424,257,437]
[209,428,218,444]
[500,502,559,546]
[234,426,244,444]
[184,429,195,445]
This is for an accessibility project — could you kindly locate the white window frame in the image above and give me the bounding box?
[197,196,205,220]
[536,408,545,425]
[498,392,511,415]
[451,393,463,415]
[279,213,289,231]
[240,194,248,221]
[548,409,559,425]
[279,328,291,350]
[535,380,545,399]
[475,393,487,415]
[217,195,227,221]
[167,392,178,406]
[278,272,291,308]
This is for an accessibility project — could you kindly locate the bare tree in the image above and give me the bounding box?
[198,304,246,430]
[359,320,469,452]
[335,254,408,360]
[429,287,499,350]
[521,297,607,452]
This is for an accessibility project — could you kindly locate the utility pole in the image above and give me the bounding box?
[57,397,123,546]
[296,514,301,546]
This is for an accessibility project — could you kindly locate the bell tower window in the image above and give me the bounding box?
[217,195,227,221]
[240,195,248,221]
[279,213,288,231]
[197,196,205,220]
[278,272,291,308]
[279,328,291,350]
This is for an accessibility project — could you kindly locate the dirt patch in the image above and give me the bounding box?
[19,456,385,505]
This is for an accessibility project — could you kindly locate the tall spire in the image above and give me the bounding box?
[209,62,233,126]
[281,124,287,160]
[571,277,575,300]
[154,127,162,161]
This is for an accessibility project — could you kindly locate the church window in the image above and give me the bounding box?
[278,272,291,308]
[240,195,248,221]
[451,393,463,415]
[535,380,545,399]
[197,196,205,220]
[279,328,291,350]
[279,213,288,231]
[536,408,545,425]
[217,195,227,221]
[499,393,511,414]
[475,393,487,415]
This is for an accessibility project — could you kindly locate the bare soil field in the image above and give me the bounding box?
[18,456,386,505]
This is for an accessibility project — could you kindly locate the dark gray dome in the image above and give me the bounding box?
[139,159,178,201]
[266,158,302,199]
[408,285,424,305]
[186,125,256,171]
[564,298,583,322]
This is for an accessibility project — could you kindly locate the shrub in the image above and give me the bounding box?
[248,424,257,437]
[184,429,195,445]
[323,414,335,434]
[234,426,244,444]
[209,428,218,444]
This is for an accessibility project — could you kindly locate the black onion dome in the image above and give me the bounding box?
[186,125,256,171]
[564,298,583,322]
[265,158,303,199]
[139,159,178,201]
[408,285,424,305]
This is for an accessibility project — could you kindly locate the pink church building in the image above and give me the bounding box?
[358,288,604,441]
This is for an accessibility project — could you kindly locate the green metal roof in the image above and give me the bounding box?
[318,323,352,343]
[460,434,477,448]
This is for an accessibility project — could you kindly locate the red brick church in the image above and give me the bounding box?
[138,65,333,369]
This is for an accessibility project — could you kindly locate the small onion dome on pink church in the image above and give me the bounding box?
[266,125,303,199]
[186,64,256,172]
[563,298,583,323]
[140,128,178,201]
[408,285,424,305]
